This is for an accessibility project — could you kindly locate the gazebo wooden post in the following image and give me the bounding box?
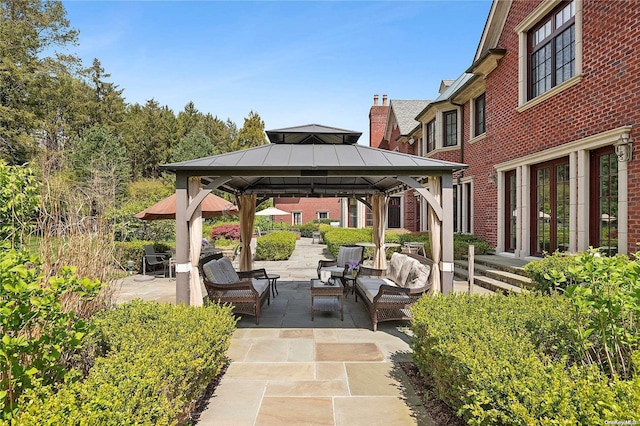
[441,174,455,294]
[175,172,190,305]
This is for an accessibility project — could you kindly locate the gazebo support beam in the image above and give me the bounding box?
[175,172,190,305]
[395,175,443,221]
[441,174,455,294]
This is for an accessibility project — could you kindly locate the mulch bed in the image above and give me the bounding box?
[189,363,228,424]
[399,362,466,426]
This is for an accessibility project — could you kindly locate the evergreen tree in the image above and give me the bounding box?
[176,101,201,138]
[171,129,216,163]
[122,100,177,179]
[81,58,126,131]
[235,110,267,151]
[0,0,79,164]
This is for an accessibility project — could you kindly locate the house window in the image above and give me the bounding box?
[292,211,302,225]
[317,211,328,220]
[387,197,401,228]
[426,120,436,153]
[528,1,575,99]
[348,199,358,228]
[443,111,457,147]
[474,93,486,136]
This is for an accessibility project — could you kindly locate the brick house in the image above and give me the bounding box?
[371,0,639,258]
[360,96,430,231]
[271,197,342,226]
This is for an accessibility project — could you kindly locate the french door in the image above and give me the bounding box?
[530,158,570,256]
[589,147,618,256]
[504,170,517,252]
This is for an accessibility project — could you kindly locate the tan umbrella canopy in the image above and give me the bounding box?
[134,193,238,220]
[255,207,289,217]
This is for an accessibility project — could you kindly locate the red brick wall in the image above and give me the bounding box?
[471,0,640,249]
[369,103,390,148]
[273,197,342,225]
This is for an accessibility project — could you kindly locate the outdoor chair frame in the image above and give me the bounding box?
[198,253,270,325]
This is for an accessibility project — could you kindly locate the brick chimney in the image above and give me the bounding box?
[369,93,389,148]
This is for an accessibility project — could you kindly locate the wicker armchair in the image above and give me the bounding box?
[317,245,364,295]
[198,253,270,325]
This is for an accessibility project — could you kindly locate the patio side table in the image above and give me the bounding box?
[310,279,343,321]
[267,273,280,297]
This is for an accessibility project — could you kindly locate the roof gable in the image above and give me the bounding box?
[388,100,431,137]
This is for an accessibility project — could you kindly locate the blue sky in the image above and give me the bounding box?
[63,1,492,144]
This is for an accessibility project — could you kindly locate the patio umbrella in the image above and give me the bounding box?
[255,207,289,217]
[255,206,290,228]
[134,193,238,220]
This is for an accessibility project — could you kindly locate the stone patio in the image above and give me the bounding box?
[114,237,488,425]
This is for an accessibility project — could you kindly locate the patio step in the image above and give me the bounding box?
[455,259,533,290]
[466,255,530,278]
[454,255,533,294]
[454,266,525,294]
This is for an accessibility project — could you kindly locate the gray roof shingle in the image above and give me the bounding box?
[389,100,431,136]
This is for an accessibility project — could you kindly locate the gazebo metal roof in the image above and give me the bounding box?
[266,123,362,145]
[162,126,466,198]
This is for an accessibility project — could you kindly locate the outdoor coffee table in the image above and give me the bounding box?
[310,278,344,321]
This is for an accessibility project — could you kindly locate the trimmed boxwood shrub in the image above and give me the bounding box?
[410,293,640,424]
[18,300,236,425]
[452,233,493,258]
[322,228,492,260]
[254,231,297,260]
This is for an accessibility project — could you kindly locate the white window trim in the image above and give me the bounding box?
[468,134,487,145]
[516,0,583,109]
[495,126,632,257]
[459,177,474,234]
[292,211,302,225]
[317,211,329,219]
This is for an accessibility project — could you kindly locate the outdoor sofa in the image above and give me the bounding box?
[198,253,270,325]
[355,252,433,331]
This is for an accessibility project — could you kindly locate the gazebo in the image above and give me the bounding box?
[162,124,466,305]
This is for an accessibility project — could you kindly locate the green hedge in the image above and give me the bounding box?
[114,241,173,272]
[410,293,640,424]
[321,228,492,260]
[322,228,372,257]
[254,231,297,260]
[18,300,236,425]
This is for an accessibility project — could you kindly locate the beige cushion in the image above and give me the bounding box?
[386,252,405,284]
[405,263,431,289]
[356,276,397,303]
[321,265,345,277]
[251,278,270,296]
[397,257,420,287]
